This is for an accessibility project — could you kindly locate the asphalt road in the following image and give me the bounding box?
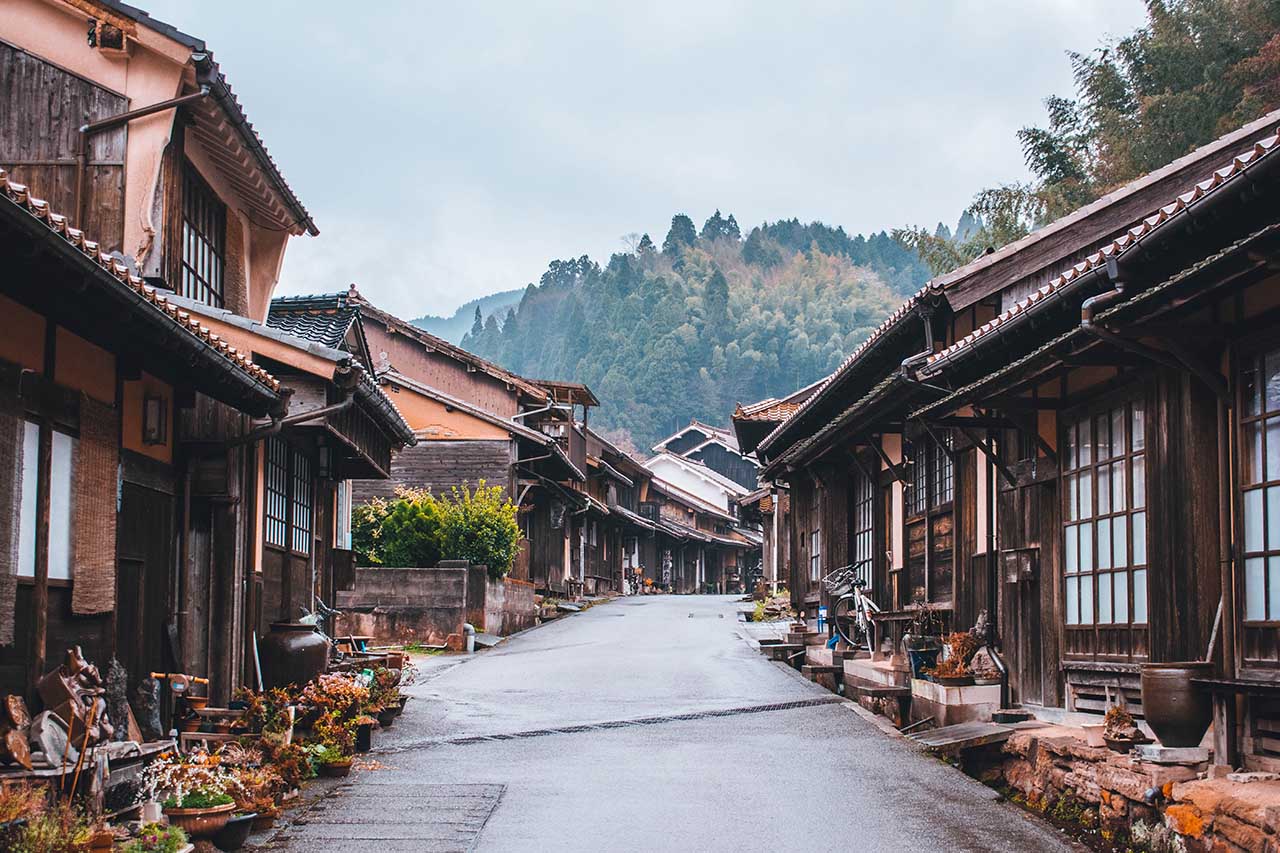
[269,595,1077,852]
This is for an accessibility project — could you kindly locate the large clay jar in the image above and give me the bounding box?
[1140,661,1214,748]
[258,622,329,690]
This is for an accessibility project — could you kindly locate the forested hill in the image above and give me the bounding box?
[412,288,524,344]
[460,213,929,449]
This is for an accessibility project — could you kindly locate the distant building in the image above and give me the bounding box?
[651,419,759,490]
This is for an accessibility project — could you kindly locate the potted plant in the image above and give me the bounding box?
[210,811,256,851]
[120,822,189,853]
[312,743,353,778]
[141,750,238,838]
[12,802,94,853]
[354,715,376,753]
[1102,704,1149,752]
[903,601,944,679]
[928,632,979,685]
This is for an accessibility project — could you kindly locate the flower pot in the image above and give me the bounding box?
[211,812,256,851]
[1104,734,1147,753]
[397,695,410,714]
[972,676,1001,686]
[355,722,373,753]
[164,802,236,838]
[250,812,277,832]
[1081,723,1106,748]
[319,760,352,778]
[258,622,330,690]
[933,675,974,687]
[906,648,940,680]
[377,707,397,728]
[1141,661,1214,748]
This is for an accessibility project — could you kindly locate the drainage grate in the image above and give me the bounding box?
[376,696,845,754]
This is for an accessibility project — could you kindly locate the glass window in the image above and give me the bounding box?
[907,433,953,516]
[1240,347,1280,621]
[852,463,874,589]
[291,449,312,555]
[810,528,822,582]
[181,162,226,307]
[264,437,289,549]
[17,422,76,580]
[1063,397,1147,627]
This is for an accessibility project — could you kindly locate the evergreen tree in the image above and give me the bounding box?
[637,233,655,254]
[662,214,697,255]
[470,305,484,338]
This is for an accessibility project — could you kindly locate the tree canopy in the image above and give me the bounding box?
[463,213,922,448]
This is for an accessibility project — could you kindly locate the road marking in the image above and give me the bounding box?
[375,696,846,754]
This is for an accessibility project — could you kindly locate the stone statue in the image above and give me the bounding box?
[133,676,163,742]
[104,658,131,742]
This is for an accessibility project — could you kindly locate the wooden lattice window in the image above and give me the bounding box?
[264,437,289,549]
[290,449,312,556]
[1241,346,1280,623]
[181,162,225,307]
[1063,396,1148,628]
[907,434,952,516]
[852,464,874,589]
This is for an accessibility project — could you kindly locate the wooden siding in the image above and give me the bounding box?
[687,441,759,490]
[352,440,513,502]
[0,42,126,250]
[362,322,521,418]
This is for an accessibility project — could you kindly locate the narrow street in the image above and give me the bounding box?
[268,597,1076,853]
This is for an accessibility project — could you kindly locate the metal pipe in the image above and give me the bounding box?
[75,86,211,229]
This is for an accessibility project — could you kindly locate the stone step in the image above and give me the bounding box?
[991,708,1034,724]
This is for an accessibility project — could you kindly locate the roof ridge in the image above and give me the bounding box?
[0,169,279,393]
[924,131,1280,369]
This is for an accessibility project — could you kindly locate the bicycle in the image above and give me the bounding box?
[822,562,880,654]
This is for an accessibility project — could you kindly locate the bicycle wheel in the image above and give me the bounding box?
[831,597,866,649]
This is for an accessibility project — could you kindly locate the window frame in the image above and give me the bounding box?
[1239,344,1280,625]
[180,161,226,308]
[17,419,77,582]
[1060,387,1149,643]
[264,436,313,558]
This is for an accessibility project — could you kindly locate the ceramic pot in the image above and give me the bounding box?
[164,802,236,838]
[377,707,397,728]
[211,812,256,851]
[355,722,373,753]
[258,622,329,690]
[250,812,277,832]
[1141,661,1214,748]
[934,675,975,687]
[319,760,352,778]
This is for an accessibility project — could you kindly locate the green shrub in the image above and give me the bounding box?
[352,482,521,577]
[377,488,444,567]
[438,481,521,580]
[352,496,389,566]
[121,823,187,853]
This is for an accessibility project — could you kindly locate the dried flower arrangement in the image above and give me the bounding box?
[138,750,235,810]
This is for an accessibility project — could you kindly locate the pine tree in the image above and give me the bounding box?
[470,306,484,338]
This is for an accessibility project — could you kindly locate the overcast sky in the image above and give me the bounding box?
[141,1,1148,319]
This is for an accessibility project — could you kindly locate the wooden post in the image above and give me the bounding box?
[29,422,52,695]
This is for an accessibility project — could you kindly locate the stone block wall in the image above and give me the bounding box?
[484,577,536,636]
[335,567,468,646]
[974,726,1280,852]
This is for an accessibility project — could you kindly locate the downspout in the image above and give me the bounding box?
[223,362,359,449]
[76,86,212,229]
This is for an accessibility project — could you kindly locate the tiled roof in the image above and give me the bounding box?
[0,169,279,393]
[351,290,550,401]
[268,293,360,349]
[921,132,1280,374]
[734,399,803,422]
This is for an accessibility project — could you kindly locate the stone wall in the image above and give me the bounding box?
[334,565,536,645]
[484,577,537,636]
[335,567,467,646]
[975,726,1280,852]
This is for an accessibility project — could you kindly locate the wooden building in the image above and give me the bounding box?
[751,110,1280,770]
[0,0,414,702]
[652,419,760,491]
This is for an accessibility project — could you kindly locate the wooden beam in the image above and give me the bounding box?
[30,422,52,696]
[998,408,1058,467]
[984,395,1065,411]
[956,425,1017,488]
[932,415,1015,430]
[869,436,908,486]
